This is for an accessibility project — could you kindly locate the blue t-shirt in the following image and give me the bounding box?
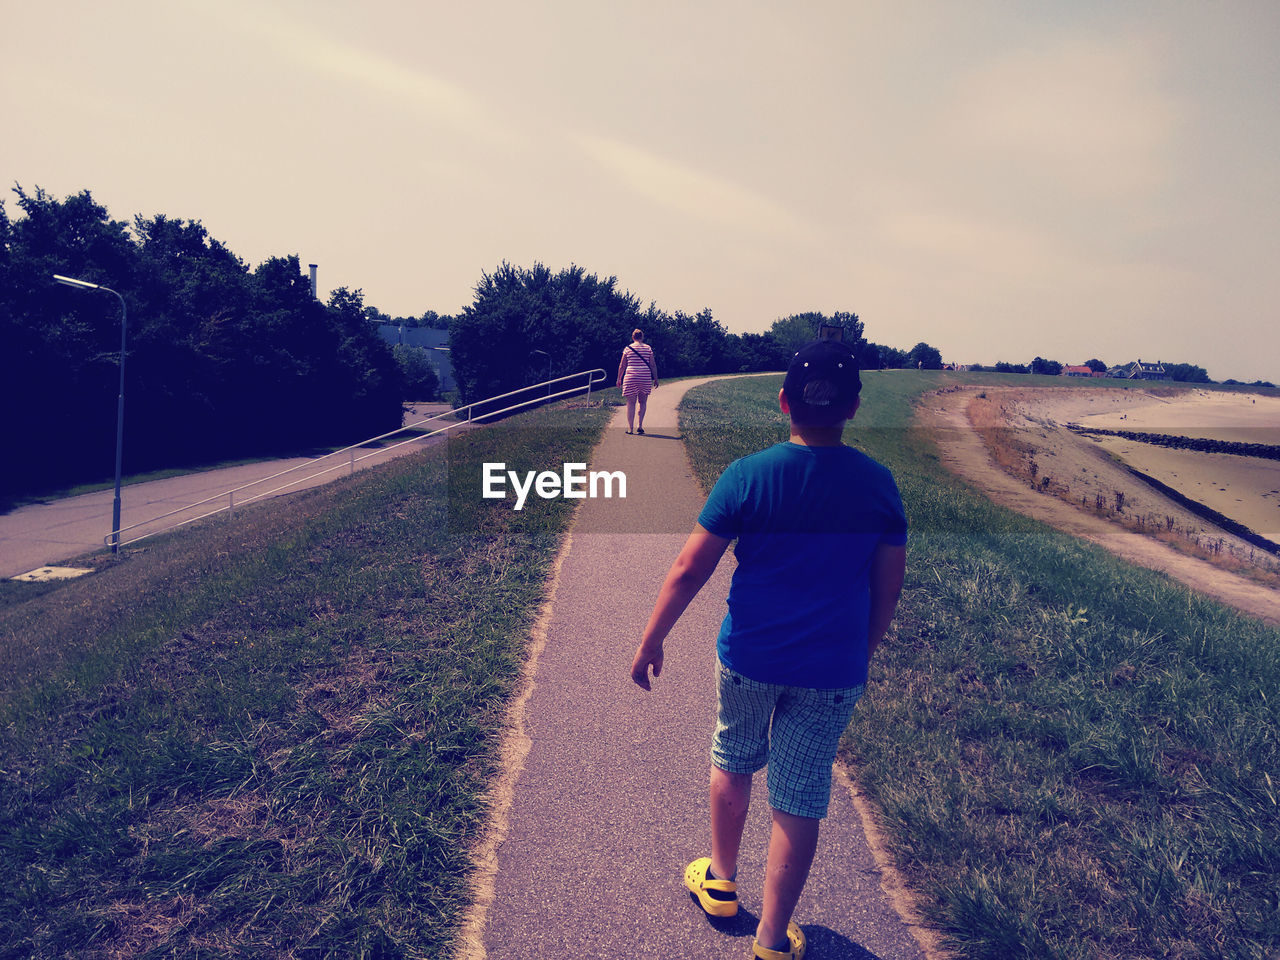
[697,441,907,688]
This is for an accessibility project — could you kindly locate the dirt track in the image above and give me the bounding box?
[920,387,1280,626]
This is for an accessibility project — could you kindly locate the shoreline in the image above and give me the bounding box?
[972,385,1280,566]
[1115,459,1280,555]
[917,385,1280,625]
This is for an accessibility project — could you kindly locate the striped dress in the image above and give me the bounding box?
[620,342,656,397]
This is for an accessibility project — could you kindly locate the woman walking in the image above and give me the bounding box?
[617,329,658,434]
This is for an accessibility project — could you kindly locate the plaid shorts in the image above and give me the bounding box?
[711,661,864,820]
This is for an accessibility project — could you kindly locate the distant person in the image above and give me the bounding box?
[630,340,908,960]
[617,329,658,434]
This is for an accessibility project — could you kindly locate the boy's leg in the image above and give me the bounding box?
[754,681,863,950]
[696,663,771,914]
[756,808,820,951]
[710,765,751,880]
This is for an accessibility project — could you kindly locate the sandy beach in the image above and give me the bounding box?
[1085,437,1280,540]
[920,384,1280,624]
[1009,386,1280,550]
[1071,389,1280,444]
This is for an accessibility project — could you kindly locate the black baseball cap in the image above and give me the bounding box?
[783,340,862,424]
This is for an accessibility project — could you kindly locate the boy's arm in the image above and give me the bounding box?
[867,541,907,661]
[630,525,731,690]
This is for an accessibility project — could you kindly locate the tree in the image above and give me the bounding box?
[908,342,943,370]
[1085,358,1107,373]
[0,185,404,500]
[768,313,820,356]
[1030,356,1063,376]
[1165,362,1211,383]
[128,214,257,463]
[730,331,790,372]
[363,305,393,325]
[394,344,440,400]
[417,310,450,329]
[1,186,139,494]
[654,308,731,376]
[768,311,865,358]
[449,262,644,407]
[866,342,909,369]
[323,286,403,441]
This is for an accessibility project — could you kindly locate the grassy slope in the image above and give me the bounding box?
[0,401,612,960]
[4,371,1277,959]
[679,371,1280,960]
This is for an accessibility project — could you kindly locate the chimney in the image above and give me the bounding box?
[309,264,318,299]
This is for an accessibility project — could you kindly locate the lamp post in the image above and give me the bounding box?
[54,274,128,554]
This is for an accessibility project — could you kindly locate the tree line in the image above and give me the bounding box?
[442,262,942,411]
[972,356,1267,385]
[1,185,943,501]
[1,186,402,502]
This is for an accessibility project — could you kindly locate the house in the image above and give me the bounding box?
[1125,359,1168,381]
[1061,365,1094,378]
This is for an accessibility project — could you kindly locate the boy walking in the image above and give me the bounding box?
[630,340,908,959]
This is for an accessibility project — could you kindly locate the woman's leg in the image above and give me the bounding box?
[637,393,648,431]
[625,395,636,432]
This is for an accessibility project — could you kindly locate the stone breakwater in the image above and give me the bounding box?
[1067,425,1280,462]
[1111,461,1280,556]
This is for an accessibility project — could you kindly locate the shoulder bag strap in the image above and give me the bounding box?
[626,344,655,376]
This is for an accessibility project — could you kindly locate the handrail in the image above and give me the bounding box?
[107,368,609,548]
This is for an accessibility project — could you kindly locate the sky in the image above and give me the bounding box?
[4,1,1279,382]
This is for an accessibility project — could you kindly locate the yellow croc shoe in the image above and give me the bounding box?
[683,857,738,918]
[753,921,806,960]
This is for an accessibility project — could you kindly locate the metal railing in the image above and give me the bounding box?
[107,368,609,549]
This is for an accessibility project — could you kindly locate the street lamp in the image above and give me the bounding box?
[54,273,128,554]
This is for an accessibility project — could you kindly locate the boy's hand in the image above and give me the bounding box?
[630,643,663,690]
[629,526,728,691]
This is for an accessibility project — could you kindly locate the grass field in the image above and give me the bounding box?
[4,371,1277,959]
[0,400,612,959]
[680,371,1280,960]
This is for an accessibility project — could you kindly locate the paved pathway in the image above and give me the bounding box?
[0,404,454,579]
[463,378,932,959]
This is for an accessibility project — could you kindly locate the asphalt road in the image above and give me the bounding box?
[464,378,931,959]
[0,403,454,579]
